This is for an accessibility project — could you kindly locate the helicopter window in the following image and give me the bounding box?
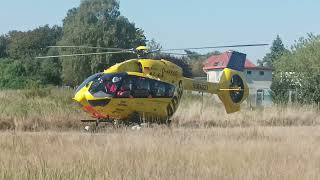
[132,77,151,98]
[98,75,176,99]
[89,73,126,98]
[76,73,102,93]
[166,85,175,97]
[116,78,133,98]
[150,79,175,98]
[150,81,165,97]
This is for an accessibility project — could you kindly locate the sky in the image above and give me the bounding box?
[0,0,319,62]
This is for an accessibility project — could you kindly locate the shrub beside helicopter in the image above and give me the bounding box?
[37,44,268,128]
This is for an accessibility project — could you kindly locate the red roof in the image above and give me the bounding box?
[203,51,273,71]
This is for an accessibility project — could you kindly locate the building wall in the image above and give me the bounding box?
[206,70,223,83]
[244,69,272,83]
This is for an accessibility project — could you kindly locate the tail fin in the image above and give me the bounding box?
[217,51,249,113]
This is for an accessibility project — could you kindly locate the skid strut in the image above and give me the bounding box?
[81,118,114,131]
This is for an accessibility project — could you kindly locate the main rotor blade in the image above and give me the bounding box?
[35,51,133,59]
[162,52,210,57]
[163,52,189,56]
[48,45,132,51]
[161,44,269,51]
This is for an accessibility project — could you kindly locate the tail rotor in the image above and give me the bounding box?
[217,51,249,113]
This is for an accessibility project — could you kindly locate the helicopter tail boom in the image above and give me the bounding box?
[183,51,249,113]
[183,68,249,113]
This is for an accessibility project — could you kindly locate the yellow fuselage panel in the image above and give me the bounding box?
[79,97,172,120]
[104,59,141,73]
[104,59,183,85]
[139,59,183,84]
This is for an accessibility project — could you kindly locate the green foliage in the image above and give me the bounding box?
[7,25,62,60]
[0,59,44,89]
[0,60,27,89]
[147,39,162,57]
[0,35,8,58]
[0,25,63,89]
[4,60,26,77]
[184,50,220,77]
[147,39,162,50]
[0,0,148,89]
[273,34,320,104]
[270,75,292,104]
[258,35,289,68]
[40,48,62,85]
[59,0,146,87]
[260,35,291,104]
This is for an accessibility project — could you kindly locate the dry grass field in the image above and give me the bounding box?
[1,89,319,130]
[0,89,320,179]
[1,127,320,180]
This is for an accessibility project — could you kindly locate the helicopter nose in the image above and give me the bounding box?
[73,89,86,103]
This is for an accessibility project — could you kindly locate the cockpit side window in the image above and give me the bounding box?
[132,77,151,98]
[89,73,125,98]
[150,80,175,98]
[150,80,165,97]
[116,78,133,98]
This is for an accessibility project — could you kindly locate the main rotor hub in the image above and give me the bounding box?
[135,46,150,58]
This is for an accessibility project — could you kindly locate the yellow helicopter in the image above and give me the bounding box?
[37,44,267,126]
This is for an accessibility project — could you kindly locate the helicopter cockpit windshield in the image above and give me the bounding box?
[89,73,126,98]
[75,72,102,93]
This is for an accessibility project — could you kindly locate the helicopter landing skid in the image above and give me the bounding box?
[81,119,114,124]
[81,119,115,132]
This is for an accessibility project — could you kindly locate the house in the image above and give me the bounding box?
[203,51,273,107]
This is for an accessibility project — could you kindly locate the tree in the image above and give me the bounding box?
[7,25,62,60]
[0,60,29,89]
[5,26,62,82]
[0,35,8,58]
[259,35,288,67]
[40,48,62,85]
[273,34,320,104]
[146,39,162,58]
[184,50,220,77]
[147,39,162,50]
[59,0,146,86]
[0,26,63,88]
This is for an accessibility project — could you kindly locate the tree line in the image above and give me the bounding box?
[0,0,192,89]
[258,34,320,104]
[1,0,319,105]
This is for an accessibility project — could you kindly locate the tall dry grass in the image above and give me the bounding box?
[1,89,320,179]
[0,89,319,130]
[0,88,89,131]
[172,92,320,127]
[0,127,319,180]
